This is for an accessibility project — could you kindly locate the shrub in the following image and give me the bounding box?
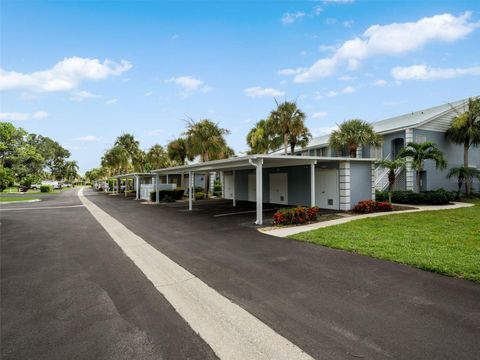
[352,200,393,214]
[375,189,454,205]
[273,206,320,226]
[195,191,205,200]
[150,188,185,202]
[40,185,52,193]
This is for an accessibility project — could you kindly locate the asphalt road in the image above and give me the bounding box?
[1,189,216,360]
[2,188,480,360]
[86,189,480,360]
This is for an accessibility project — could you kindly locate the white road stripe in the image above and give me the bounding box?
[0,205,84,211]
[78,188,314,360]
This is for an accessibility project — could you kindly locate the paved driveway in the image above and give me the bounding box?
[86,190,480,360]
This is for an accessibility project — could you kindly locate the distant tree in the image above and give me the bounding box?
[269,100,308,155]
[146,144,171,170]
[399,141,447,193]
[329,119,381,158]
[64,160,79,183]
[114,133,144,171]
[246,119,280,154]
[289,116,312,154]
[446,166,480,195]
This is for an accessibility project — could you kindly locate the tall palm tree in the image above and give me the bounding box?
[376,158,406,191]
[269,100,307,155]
[329,119,381,158]
[184,119,231,162]
[167,137,192,165]
[445,97,480,194]
[399,141,447,192]
[114,133,144,170]
[64,160,79,183]
[446,166,480,194]
[102,145,130,174]
[446,98,480,166]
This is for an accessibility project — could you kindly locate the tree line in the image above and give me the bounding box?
[0,122,79,190]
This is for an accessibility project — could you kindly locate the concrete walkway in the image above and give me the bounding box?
[262,202,474,238]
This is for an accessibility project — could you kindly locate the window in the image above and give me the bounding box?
[371,146,383,159]
[415,135,427,143]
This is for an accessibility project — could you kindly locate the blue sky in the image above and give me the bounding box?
[1,0,479,173]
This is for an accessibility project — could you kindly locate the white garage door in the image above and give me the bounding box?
[315,169,339,210]
[224,174,234,199]
[269,173,288,205]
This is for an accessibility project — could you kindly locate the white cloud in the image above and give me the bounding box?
[147,129,165,136]
[0,57,132,92]
[75,135,101,142]
[277,67,306,76]
[70,90,101,102]
[165,75,211,95]
[0,110,48,121]
[318,44,336,53]
[105,98,118,105]
[326,91,338,97]
[244,86,285,98]
[343,20,354,28]
[144,91,153,96]
[292,12,479,82]
[339,75,356,81]
[374,79,388,86]
[342,86,356,94]
[32,110,49,119]
[391,64,480,80]
[282,11,306,25]
[311,111,328,119]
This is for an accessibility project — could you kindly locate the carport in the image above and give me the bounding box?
[152,155,375,225]
[112,173,155,200]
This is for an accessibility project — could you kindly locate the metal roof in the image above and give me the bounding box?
[112,173,154,178]
[151,154,374,174]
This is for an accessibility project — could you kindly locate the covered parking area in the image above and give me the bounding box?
[112,173,156,200]
[152,155,375,225]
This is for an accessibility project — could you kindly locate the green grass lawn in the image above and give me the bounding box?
[291,199,480,283]
[0,196,39,202]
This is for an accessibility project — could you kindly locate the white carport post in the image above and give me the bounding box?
[310,161,316,207]
[166,174,169,184]
[135,175,140,200]
[249,158,263,225]
[188,171,193,211]
[220,171,224,198]
[155,174,160,204]
[117,178,120,195]
[232,170,236,207]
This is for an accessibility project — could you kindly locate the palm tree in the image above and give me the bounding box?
[269,100,307,155]
[329,119,381,158]
[446,166,480,194]
[289,117,312,154]
[146,144,170,170]
[114,133,144,171]
[167,137,192,165]
[399,141,447,192]
[102,145,130,174]
[445,97,480,194]
[246,119,275,154]
[184,119,231,162]
[376,158,406,191]
[64,160,79,183]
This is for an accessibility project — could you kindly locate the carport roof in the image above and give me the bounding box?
[151,154,375,174]
[112,173,153,178]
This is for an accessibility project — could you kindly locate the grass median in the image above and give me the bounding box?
[290,199,480,283]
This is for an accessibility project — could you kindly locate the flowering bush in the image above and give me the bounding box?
[273,206,320,225]
[352,200,393,214]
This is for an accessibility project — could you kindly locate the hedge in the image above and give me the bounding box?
[40,185,52,193]
[150,188,185,202]
[352,200,393,214]
[375,189,455,205]
[273,207,320,225]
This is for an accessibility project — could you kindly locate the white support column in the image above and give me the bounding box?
[155,174,160,204]
[135,175,140,200]
[220,171,224,198]
[232,170,236,207]
[339,161,351,211]
[371,162,376,200]
[166,174,169,184]
[255,159,263,225]
[117,178,121,195]
[405,128,415,191]
[310,162,316,207]
[188,171,193,211]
